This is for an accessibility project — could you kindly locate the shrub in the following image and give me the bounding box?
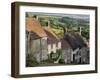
[59,59,65,64]
[26,54,39,67]
[50,51,58,61]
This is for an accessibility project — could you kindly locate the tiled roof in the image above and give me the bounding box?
[26,17,47,38]
[43,27,60,44]
[26,31,40,40]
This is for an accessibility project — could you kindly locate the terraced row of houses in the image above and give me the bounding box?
[26,15,89,65]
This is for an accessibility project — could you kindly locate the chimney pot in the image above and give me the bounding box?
[79,26,82,36]
[33,15,38,20]
[46,21,50,28]
[63,27,67,37]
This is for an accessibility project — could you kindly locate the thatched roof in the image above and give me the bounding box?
[61,38,72,49]
[64,32,86,50]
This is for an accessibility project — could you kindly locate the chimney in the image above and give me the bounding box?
[79,27,82,36]
[33,15,38,20]
[46,21,50,28]
[63,27,67,36]
[66,27,67,33]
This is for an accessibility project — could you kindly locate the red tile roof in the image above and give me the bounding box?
[26,17,47,38]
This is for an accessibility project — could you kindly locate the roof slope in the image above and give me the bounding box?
[61,38,72,49]
[43,27,60,44]
[26,17,47,38]
[64,32,86,50]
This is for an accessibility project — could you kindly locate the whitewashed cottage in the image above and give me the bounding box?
[43,22,61,56]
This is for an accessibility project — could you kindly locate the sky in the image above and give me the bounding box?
[26,12,90,21]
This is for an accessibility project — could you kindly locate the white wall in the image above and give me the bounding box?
[0,0,100,80]
[48,44,56,53]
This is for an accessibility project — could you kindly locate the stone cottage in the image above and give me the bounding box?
[61,38,73,64]
[61,27,89,64]
[26,16,48,62]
